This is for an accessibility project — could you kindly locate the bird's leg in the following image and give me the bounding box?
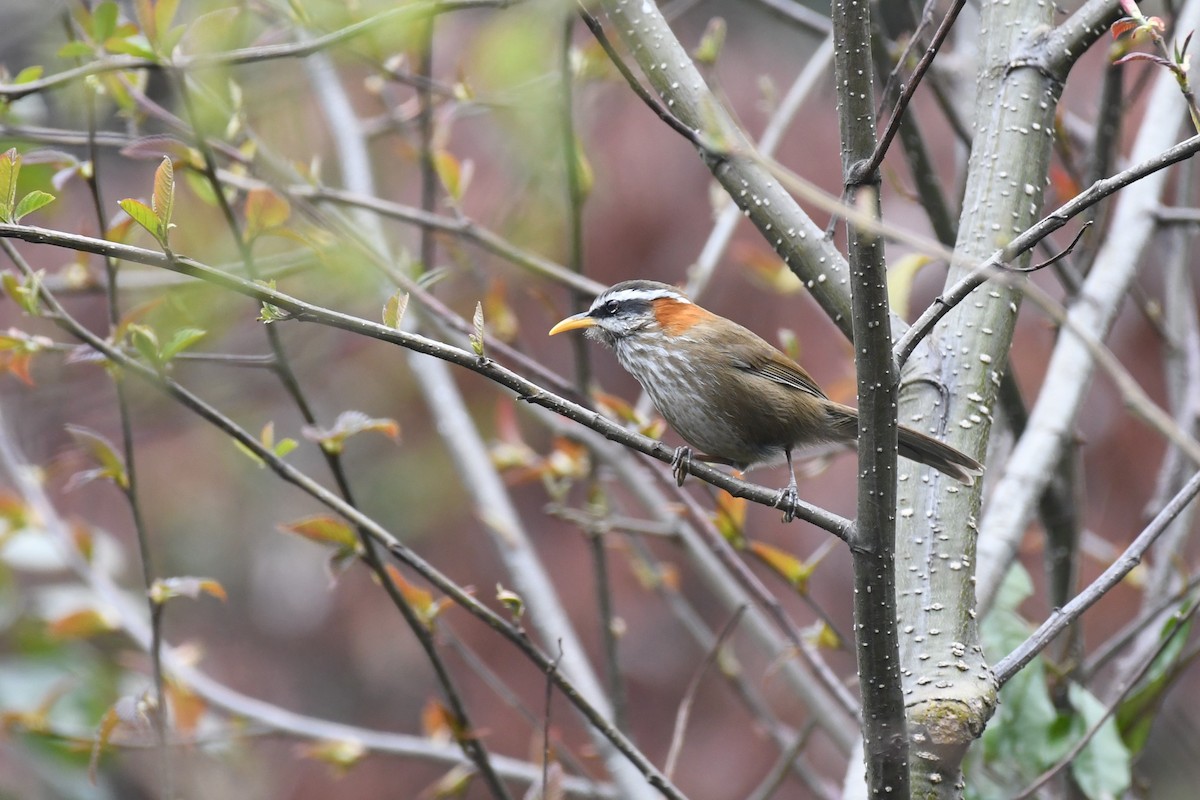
[774,446,800,523]
[670,446,693,487]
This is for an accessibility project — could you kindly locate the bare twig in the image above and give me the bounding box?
[994,469,1200,685]
[895,133,1200,368]
[857,0,965,182]
[664,607,746,779]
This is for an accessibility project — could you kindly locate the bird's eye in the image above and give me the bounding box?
[605,300,620,315]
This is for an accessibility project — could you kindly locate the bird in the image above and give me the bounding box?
[549,279,982,520]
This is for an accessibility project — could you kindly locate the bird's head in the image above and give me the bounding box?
[548,280,710,347]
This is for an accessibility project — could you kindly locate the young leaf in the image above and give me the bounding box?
[158,327,206,362]
[887,253,933,320]
[692,17,727,65]
[57,40,94,59]
[301,410,400,454]
[47,607,116,639]
[66,424,129,489]
[0,148,20,223]
[434,150,471,202]
[295,739,366,777]
[151,156,174,243]
[711,489,747,548]
[13,190,55,223]
[126,323,162,368]
[383,290,409,329]
[469,301,485,357]
[149,576,228,605]
[243,187,290,242]
[748,540,814,593]
[278,515,359,551]
[383,564,446,629]
[118,198,161,242]
[495,583,524,620]
[93,1,119,42]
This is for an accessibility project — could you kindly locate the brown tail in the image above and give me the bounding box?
[826,403,983,486]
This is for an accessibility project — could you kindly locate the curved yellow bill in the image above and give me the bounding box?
[548,312,597,335]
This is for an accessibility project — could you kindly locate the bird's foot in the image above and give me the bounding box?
[774,485,800,523]
[670,446,693,487]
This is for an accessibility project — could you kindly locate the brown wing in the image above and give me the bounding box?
[731,350,829,400]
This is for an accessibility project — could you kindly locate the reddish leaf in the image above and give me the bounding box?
[149,576,228,605]
[278,515,359,550]
[47,608,115,639]
[243,188,290,242]
[166,680,206,737]
[711,490,746,548]
[301,411,399,455]
[748,541,814,593]
[1111,17,1140,38]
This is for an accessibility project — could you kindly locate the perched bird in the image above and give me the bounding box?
[549,280,982,519]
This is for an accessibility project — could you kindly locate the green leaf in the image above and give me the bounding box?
[57,41,95,59]
[158,327,205,362]
[14,66,44,85]
[0,148,20,223]
[127,323,161,368]
[13,190,55,223]
[93,1,119,42]
[2,269,44,315]
[184,169,219,206]
[692,17,726,66]
[65,424,129,490]
[1117,609,1195,753]
[1068,684,1131,800]
[155,0,181,48]
[496,583,524,620]
[118,198,160,242]
[104,34,157,60]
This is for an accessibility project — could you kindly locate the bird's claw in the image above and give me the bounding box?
[774,485,799,523]
[670,446,692,487]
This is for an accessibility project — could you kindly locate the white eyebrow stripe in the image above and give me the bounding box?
[593,287,691,310]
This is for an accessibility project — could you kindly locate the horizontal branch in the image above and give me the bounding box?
[0,223,853,541]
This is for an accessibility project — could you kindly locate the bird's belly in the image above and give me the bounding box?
[616,342,776,466]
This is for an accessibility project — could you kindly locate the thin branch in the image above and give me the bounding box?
[856,0,965,182]
[0,221,854,542]
[663,607,747,780]
[577,7,723,160]
[894,132,1200,368]
[1012,600,1200,799]
[993,469,1200,685]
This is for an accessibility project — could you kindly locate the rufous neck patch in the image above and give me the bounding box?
[652,297,714,335]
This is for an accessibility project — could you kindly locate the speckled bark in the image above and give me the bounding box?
[894,3,1064,797]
